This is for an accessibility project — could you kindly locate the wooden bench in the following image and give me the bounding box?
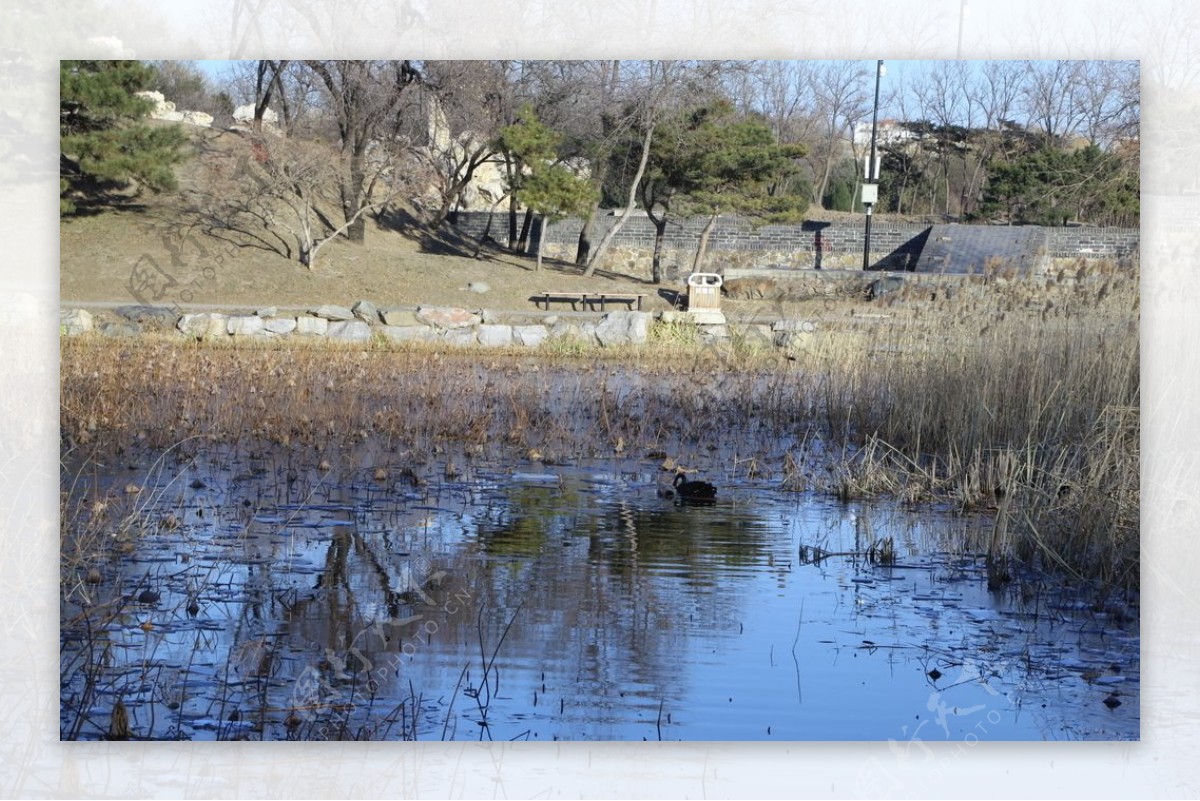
[536,291,646,312]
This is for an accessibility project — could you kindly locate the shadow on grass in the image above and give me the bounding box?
[373,204,671,287]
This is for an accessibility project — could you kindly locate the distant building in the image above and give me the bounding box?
[852,119,915,148]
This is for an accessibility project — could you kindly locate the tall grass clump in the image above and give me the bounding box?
[813,266,1139,589]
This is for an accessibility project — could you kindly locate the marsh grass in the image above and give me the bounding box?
[61,262,1139,588]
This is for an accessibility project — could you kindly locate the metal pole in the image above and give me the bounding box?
[862,210,873,270]
[863,59,883,271]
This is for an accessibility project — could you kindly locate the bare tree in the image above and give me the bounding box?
[303,60,420,244]
[181,131,408,270]
[583,60,728,277]
[961,60,1025,215]
[911,61,975,216]
[1020,60,1088,144]
[808,61,871,208]
[407,60,517,230]
[1073,60,1140,147]
[252,59,289,133]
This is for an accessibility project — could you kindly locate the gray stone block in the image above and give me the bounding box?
[477,324,513,347]
[227,315,266,336]
[380,325,438,344]
[326,320,372,342]
[60,308,93,336]
[295,316,329,336]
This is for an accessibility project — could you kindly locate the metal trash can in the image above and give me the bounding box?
[686,272,723,311]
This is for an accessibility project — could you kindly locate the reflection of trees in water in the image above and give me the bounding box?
[63,443,790,739]
[466,484,784,730]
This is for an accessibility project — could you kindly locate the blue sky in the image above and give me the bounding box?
[190,58,946,112]
[188,59,1133,126]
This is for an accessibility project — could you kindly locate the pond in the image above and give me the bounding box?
[60,444,1139,741]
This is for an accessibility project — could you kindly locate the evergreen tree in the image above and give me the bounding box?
[60,60,188,214]
[632,102,807,278]
[497,108,597,270]
[979,144,1138,226]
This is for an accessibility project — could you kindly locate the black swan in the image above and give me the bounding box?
[673,472,717,501]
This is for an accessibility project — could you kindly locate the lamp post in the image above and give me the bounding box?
[862,59,884,271]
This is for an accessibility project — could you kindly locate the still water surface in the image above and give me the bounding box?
[61,447,1139,741]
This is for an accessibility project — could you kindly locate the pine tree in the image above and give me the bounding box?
[60,60,188,214]
[498,108,597,271]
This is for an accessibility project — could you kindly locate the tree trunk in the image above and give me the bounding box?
[691,212,719,273]
[577,61,619,265]
[575,201,598,265]
[535,214,546,271]
[584,121,654,277]
[516,208,534,253]
[500,153,519,248]
[646,207,668,284]
[344,153,367,243]
[473,199,502,258]
[253,60,287,134]
[507,187,520,249]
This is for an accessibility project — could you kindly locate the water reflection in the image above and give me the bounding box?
[60,446,1139,741]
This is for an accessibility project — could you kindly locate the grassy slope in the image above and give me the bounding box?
[60,207,684,312]
[60,125,679,313]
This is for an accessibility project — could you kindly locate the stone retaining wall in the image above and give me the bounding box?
[451,212,1137,280]
[1044,227,1140,259]
[59,303,776,350]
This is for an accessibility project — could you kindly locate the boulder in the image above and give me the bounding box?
[233,104,279,127]
[60,308,93,336]
[477,324,513,347]
[548,320,598,345]
[227,315,266,336]
[134,91,177,120]
[115,305,177,330]
[98,321,141,337]
[310,304,355,321]
[442,328,478,347]
[774,331,814,351]
[255,306,278,317]
[595,311,651,347]
[262,317,297,335]
[326,320,372,342]
[380,325,438,344]
[416,306,481,329]
[379,308,420,327]
[352,300,378,324]
[181,110,213,127]
[736,324,776,349]
[294,316,329,336]
[687,309,726,326]
[513,325,549,348]
[177,312,228,340]
[135,90,165,105]
[867,275,905,300]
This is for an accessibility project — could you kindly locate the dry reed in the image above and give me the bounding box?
[60,262,1139,588]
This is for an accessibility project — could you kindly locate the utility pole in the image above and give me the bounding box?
[862,59,884,271]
